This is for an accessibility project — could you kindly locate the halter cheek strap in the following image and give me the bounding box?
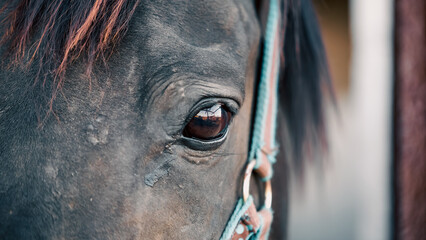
[220,0,280,239]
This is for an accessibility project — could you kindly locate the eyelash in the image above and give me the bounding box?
[181,99,238,130]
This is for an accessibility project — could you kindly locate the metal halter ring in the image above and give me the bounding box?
[242,160,272,209]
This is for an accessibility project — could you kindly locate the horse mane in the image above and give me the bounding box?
[278,0,332,165]
[0,0,139,87]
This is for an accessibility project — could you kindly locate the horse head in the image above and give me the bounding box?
[0,0,329,239]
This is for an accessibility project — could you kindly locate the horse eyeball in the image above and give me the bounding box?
[183,104,232,140]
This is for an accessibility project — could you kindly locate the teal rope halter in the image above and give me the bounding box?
[220,0,281,239]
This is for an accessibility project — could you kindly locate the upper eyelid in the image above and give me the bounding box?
[182,98,239,130]
[151,73,244,106]
[147,71,244,100]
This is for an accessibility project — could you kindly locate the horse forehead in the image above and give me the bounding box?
[126,0,259,95]
[133,0,258,54]
[142,0,250,33]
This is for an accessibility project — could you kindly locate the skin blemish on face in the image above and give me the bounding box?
[44,165,58,179]
[95,114,106,123]
[126,56,138,84]
[179,87,185,97]
[86,115,109,145]
[144,163,171,187]
[88,134,100,145]
[144,154,175,187]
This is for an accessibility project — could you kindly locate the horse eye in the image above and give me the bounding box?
[183,104,232,141]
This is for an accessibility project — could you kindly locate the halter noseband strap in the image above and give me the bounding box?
[220,0,280,239]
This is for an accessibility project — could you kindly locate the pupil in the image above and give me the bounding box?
[183,104,231,140]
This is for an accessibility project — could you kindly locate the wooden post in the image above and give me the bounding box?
[394,0,426,239]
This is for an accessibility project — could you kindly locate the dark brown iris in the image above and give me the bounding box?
[183,104,232,140]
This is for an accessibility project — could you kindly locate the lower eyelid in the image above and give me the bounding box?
[179,127,229,151]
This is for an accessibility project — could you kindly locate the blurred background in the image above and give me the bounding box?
[287,0,394,239]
